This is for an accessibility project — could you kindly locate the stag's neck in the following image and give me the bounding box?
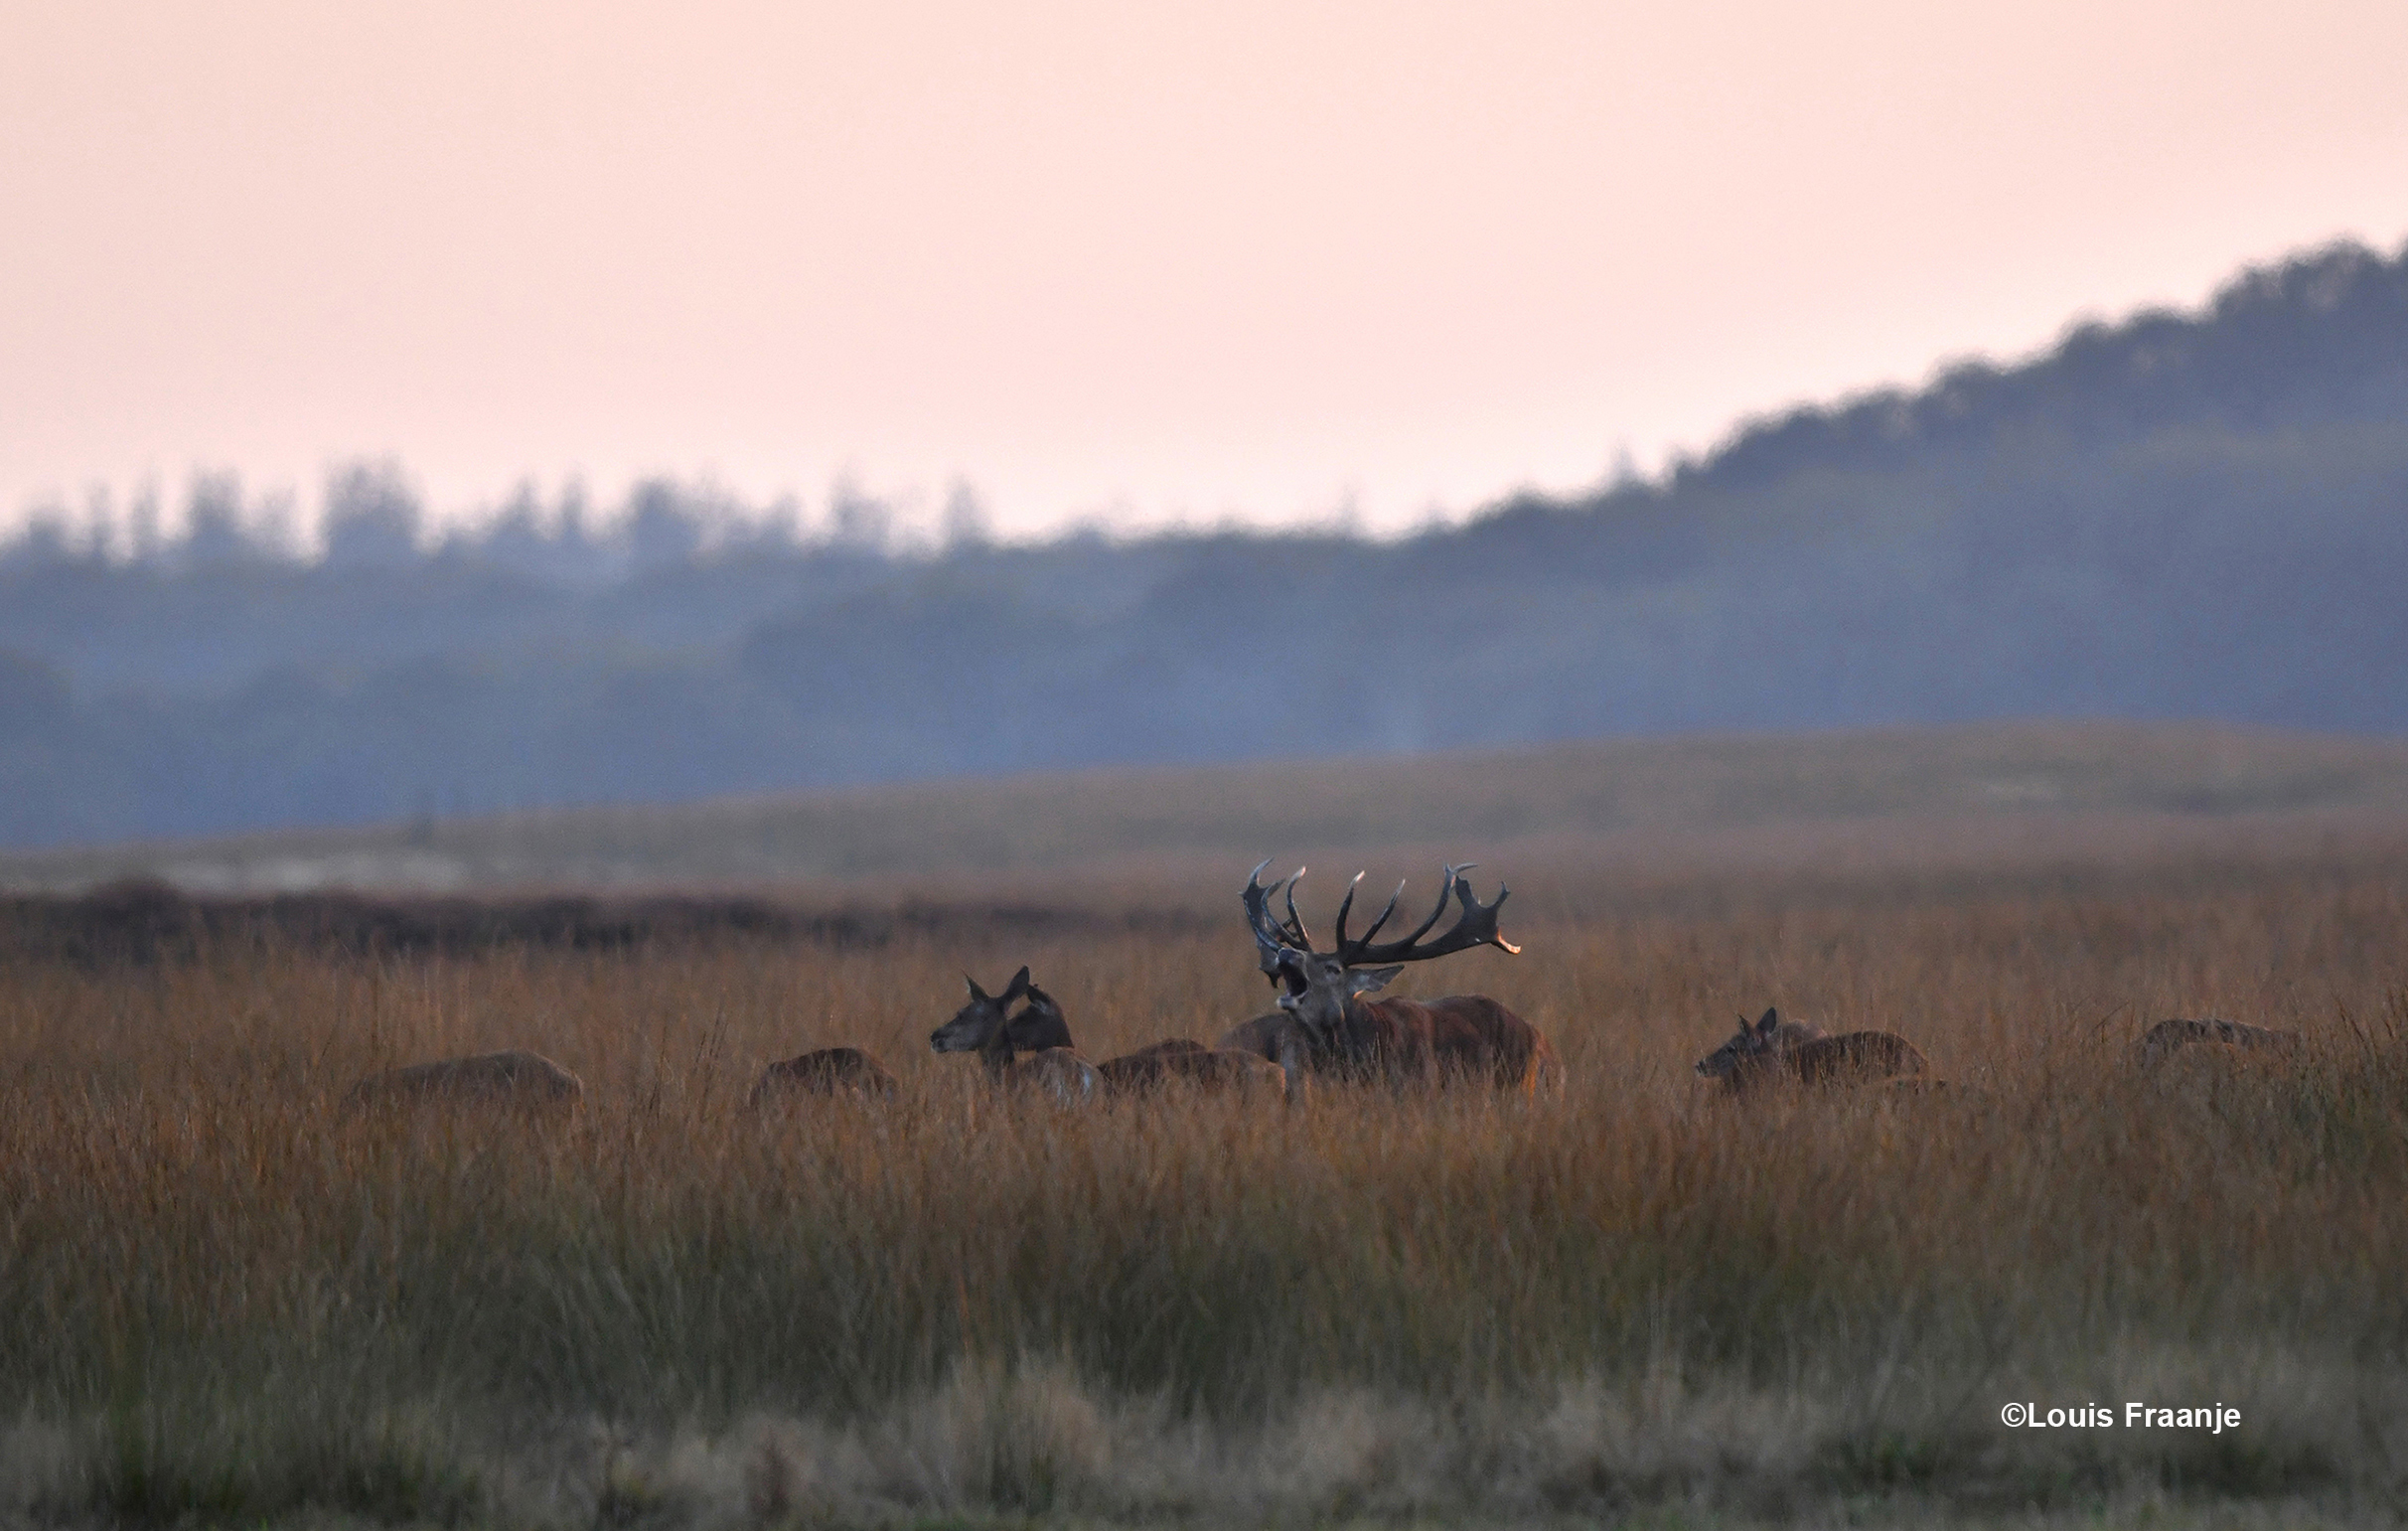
[1333,995,1399,1056]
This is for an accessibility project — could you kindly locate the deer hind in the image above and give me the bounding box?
[749,1046,899,1108]
[1226,859,1558,1094]
[342,1049,584,1112]
[929,966,1101,1105]
[1005,989,1287,1097]
[1693,1007,1927,1094]
[2135,1017,2301,1070]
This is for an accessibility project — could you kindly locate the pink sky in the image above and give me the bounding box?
[5,0,2406,541]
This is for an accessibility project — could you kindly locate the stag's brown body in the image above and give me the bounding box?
[1219,998,1554,1092]
[1341,994,1558,1091]
[749,1046,898,1107]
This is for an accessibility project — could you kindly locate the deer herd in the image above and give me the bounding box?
[340,857,2307,1113]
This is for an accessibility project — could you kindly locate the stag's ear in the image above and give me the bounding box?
[1756,1007,1779,1036]
[1346,965,1405,996]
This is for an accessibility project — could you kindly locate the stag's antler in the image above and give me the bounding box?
[1334,864,1521,968]
[1242,858,1315,979]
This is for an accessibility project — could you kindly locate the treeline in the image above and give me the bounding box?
[2,459,944,584]
[4,238,2407,848]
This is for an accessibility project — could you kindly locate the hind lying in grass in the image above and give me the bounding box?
[341,1049,584,1110]
[929,966,1283,1101]
[1692,1006,1930,1094]
[2135,1015,2304,1069]
[748,1045,899,1106]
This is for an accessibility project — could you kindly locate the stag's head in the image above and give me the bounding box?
[1242,859,1521,1038]
[1694,1007,1783,1078]
[932,966,1031,1053]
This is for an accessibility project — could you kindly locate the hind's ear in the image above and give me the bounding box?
[1005,966,1032,1001]
[1756,1007,1779,1036]
[966,975,988,1002]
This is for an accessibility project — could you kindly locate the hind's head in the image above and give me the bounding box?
[1006,983,1078,1053]
[1695,1007,1784,1078]
[932,966,1031,1053]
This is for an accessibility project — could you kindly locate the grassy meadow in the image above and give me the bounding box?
[6,717,2408,895]
[4,734,2408,1526]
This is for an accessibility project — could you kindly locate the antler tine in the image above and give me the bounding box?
[1332,871,1366,952]
[1447,866,1522,956]
[1281,868,1313,950]
[1245,858,1320,978]
[1331,866,1445,967]
[1415,862,1473,942]
[1355,878,1408,950]
[1391,866,1459,952]
[1341,862,1521,966]
[1244,859,1295,975]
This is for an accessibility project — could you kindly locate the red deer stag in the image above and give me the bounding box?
[2135,1017,2301,1070]
[1225,860,1557,1094]
[929,967,1101,1104]
[1008,985,1286,1096]
[342,1049,584,1111]
[749,1046,899,1108]
[1693,1007,1927,1094]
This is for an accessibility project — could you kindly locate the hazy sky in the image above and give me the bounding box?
[6,1,2406,541]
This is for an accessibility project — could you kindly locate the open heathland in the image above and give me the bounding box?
[2,816,2407,1526]
[6,717,2408,895]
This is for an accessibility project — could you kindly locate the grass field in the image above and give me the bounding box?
[4,729,2408,1527]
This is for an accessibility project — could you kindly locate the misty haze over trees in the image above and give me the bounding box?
[4,239,2406,849]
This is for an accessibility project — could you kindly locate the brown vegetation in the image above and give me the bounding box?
[1,833,2405,1525]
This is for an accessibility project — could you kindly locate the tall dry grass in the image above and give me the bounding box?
[1,850,2406,1525]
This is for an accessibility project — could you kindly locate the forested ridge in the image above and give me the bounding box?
[5,238,2405,848]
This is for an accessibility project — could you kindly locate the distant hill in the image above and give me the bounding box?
[4,238,2406,849]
